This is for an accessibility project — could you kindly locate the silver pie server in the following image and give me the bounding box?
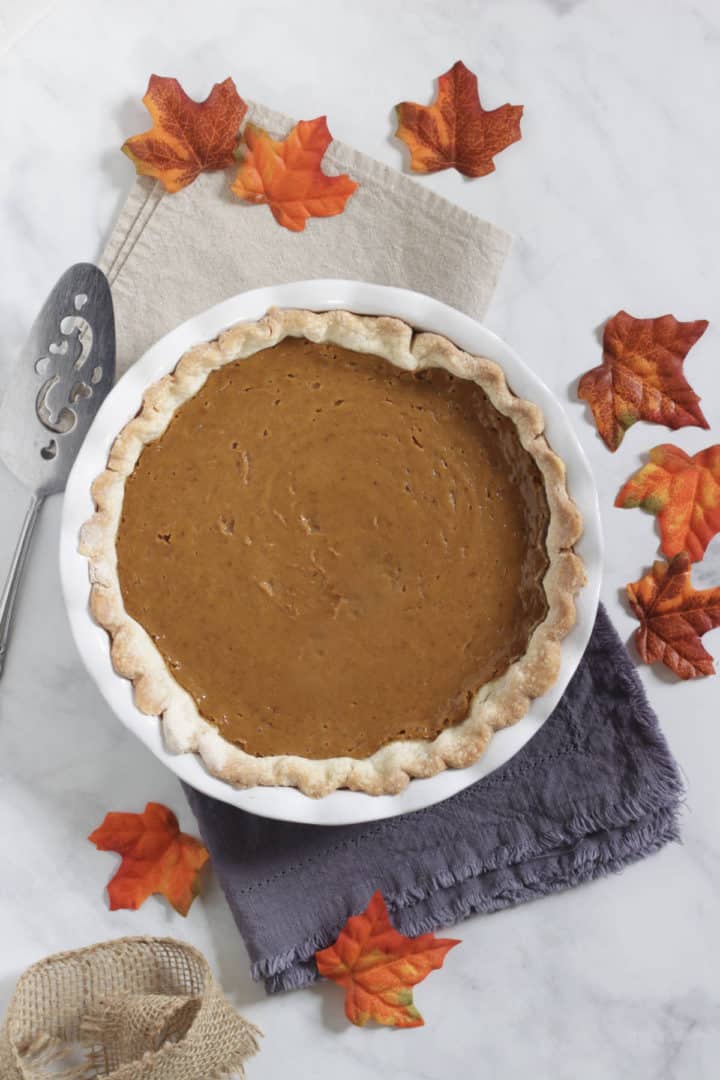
[0,263,115,677]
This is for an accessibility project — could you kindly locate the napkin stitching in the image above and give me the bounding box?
[226,745,590,898]
[107,184,165,285]
[104,183,158,281]
[228,751,674,902]
[106,164,507,284]
[255,804,681,986]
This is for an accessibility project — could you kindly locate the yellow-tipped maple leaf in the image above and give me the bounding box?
[627,553,720,679]
[315,891,459,1028]
[395,60,523,177]
[616,444,720,562]
[231,117,358,232]
[123,75,247,193]
[89,802,209,916]
[578,311,709,451]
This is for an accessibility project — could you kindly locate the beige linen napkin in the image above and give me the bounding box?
[100,101,511,374]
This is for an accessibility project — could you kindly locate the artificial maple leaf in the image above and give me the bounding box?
[230,117,358,232]
[123,75,247,193]
[578,311,709,451]
[616,443,720,562]
[88,802,209,916]
[626,553,720,678]
[394,60,523,177]
[315,891,459,1028]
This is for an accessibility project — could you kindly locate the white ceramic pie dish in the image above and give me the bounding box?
[60,280,602,826]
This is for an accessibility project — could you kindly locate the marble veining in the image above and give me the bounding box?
[1,0,719,1076]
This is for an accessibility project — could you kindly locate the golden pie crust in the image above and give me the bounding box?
[80,308,585,797]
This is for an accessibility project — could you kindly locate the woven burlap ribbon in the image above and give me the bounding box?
[0,937,261,1079]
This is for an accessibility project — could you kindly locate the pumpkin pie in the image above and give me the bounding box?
[80,309,585,796]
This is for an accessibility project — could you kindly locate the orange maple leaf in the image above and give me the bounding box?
[616,444,720,562]
[230,117,358,232]
[394,60,523,177]
[578,311,709,452]
[315,891,459,1028]
[627,553,720,679]
[88,802,209,916]
[123,75,247,193]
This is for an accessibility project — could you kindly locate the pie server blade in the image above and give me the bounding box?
[0,263,116,676]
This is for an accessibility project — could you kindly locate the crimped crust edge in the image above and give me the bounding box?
[80,308,586,797]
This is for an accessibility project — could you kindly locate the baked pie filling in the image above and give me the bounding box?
[116,338,550,760]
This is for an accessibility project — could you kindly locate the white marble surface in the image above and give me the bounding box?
[1,1,719,1076]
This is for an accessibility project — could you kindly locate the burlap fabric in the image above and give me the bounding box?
[0,937,260,1079]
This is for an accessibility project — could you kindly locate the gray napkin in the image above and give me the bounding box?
[185,606,683,993]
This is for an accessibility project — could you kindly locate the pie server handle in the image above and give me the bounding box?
[0,493,44,679]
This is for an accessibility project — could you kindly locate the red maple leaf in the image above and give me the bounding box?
[627,553,720,679]
[616,443,720,562]
[123,75,247,192]
[89,802,209,915]
[316,891,459,1028]
[231,117,358,231]
[395,60,523,177]
[578,311,709,451]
